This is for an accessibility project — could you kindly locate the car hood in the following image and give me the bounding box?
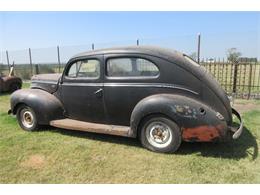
[32,73,61,83]
[31,73,61,93]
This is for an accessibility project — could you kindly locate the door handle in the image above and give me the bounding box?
[94,88,103,98]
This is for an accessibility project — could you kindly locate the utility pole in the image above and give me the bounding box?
[197,33,201,64]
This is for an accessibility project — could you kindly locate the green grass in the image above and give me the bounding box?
[0,84,260,183]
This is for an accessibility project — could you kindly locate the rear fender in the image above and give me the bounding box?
[10,89,64,124]
[130,94,228,142]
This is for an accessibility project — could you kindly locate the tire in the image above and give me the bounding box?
[16,105,39,131]
[139,116,181,153]
[9,82,21,93]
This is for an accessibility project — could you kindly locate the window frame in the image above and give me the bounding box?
[105,56,160,80]
[64,58,101,81]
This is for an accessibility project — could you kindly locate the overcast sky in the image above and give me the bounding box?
[0,12,259,63]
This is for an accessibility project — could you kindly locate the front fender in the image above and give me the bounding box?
[10,89,64,124]
[130,94,228,142]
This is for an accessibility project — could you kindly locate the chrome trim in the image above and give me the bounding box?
[32,80,57,85]
[61,82,199,95]
[231,108,243,139]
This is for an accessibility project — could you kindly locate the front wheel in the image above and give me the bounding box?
[16,105,38,131]
[139,116,181,153]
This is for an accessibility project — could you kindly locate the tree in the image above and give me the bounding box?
[189,52,197,61]
[227,48,242,62]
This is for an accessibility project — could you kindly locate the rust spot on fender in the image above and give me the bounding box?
[182,124,225,142]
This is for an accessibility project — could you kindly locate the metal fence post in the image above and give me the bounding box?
[57,46,61,73]
[6,50,10,71]
[248,63,253,99]
[29,48,33,76]
[197,33,201,64]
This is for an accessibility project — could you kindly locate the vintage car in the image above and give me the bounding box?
[9,46,243,153]
[0,67,22,93]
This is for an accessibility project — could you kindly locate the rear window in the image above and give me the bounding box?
[106,57,159,78]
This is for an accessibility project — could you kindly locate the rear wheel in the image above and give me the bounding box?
[16,105,38,131]
[139,116,181,153]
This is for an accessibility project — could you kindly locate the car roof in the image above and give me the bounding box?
[71,46,185,62]
[69,45,206,81]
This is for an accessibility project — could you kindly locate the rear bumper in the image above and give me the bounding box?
[230,108,243,139]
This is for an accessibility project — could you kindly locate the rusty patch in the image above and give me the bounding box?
[182,124,225,142]
[20,154,46,169]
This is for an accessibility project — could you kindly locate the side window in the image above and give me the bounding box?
[106,57,159,77]
[67,59,100,79]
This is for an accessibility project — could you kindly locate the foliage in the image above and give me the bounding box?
[39,65,56,74]
[227,48,242,62]
[189,52,197,61]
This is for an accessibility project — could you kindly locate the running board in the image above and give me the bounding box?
[50,118,132,137]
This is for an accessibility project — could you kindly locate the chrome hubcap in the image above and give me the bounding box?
[21,109,34,128]
[146,121,172,148]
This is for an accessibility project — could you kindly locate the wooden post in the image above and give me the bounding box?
[197,33,201,64]
[35,64,39,75]
[6,50,10,71]
[57,46,61,73]
[29,48,33,76]
[232,61,238,94]
[248,63,253,99]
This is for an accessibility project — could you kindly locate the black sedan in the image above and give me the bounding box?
[9,46,243,153]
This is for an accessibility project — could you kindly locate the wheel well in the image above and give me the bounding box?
[13,103,27,115]
[136,113,180,138]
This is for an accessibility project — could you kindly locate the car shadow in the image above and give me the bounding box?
[48,125,258,160]
[50,127,141,148]
[177,126,258,160]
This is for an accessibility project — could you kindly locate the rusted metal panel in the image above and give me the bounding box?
[182,124,225,142]
[0,76,22,93]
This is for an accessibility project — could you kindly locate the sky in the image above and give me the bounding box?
[0,12,259,63]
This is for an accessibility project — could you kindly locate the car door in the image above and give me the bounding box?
[103,54,161,126]
[60,55,106,123]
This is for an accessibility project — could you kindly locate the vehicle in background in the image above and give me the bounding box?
[0,67,22,93]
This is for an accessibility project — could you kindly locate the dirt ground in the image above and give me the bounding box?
[234,100,260,113]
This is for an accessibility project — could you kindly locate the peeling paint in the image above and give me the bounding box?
[171,105,197,119]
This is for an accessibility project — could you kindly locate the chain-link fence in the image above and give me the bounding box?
[0,34,259,98]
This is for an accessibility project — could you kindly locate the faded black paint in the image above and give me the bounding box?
[9,46,242,141]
